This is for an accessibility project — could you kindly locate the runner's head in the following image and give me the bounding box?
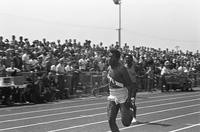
[108,49,121,68]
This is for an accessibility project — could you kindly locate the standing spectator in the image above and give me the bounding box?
[0,36,5,51]
[22,50,30,65]
[78,56,87,71]
[71,63,80,95]
[6,61,21,76]
[56,58,65,74]
[160,61,171,92]
[98,59,105,72]
[4,39,10,49]
[10,35,18,48]
[65,62,73,73]
[0,59,6,77]
[56,58,66,99]
[18,36,25,47]
[13,51,23,70]
[145,65,154,92]
[2,51,13,68]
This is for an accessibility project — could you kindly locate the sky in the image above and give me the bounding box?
[0,0,200,52]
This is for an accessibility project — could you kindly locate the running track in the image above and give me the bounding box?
[0,88,199,132]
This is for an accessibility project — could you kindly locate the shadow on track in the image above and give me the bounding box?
[132,121,172,127]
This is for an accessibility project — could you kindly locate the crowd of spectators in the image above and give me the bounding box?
[0,35,199,75]
[0,35,200,104]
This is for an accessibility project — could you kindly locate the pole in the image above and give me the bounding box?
[118,1,121,48]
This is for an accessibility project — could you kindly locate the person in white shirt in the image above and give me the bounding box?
[56,58,65,75]
[55,58,66,99]
[78,56,87,71]
[6,61,21,76]
[160,61,171,92]
[161,61,172,76]
[21,50,30,64]
[65,62,73,73]
[177,62,188,73]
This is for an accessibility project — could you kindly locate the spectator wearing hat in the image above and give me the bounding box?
[78,55,87,71]
[161,61,171,76]
[34,55,45,72]
[56,58,65,74]
[160,60,172,92]
[56,58,67,99]
[4,39,10,49]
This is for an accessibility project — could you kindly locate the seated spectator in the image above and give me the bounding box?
[177,62,188,73]
[65,62,73,73]
[161,61,172,76]
[0,59,6,77]
[6,61,21,76]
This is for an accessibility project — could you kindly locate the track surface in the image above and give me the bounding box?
[0,88,199,132]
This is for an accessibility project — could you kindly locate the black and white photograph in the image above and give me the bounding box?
[0,0,200,132]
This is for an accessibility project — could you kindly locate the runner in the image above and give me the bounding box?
[107,49,134,132]
[124,54,137,123]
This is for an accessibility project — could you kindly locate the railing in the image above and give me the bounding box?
[0,71,200,105]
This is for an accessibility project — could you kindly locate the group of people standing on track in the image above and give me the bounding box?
[107,49,138,132]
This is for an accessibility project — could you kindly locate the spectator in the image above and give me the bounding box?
[0,36,5,51]
[6,61,21,76]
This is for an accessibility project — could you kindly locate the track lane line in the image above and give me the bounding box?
[0,102,197,132]
[1,93,199,118]
[117,112,200,132]
[48,104,200,132]
[0,98,199,124]
[169,123,200,132]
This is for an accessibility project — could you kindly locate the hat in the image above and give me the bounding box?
[58,57,64,62]
[164,61,170,66]
[37,54,43,59]
[5,39,9,42]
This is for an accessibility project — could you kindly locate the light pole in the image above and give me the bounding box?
[113,0,122,48]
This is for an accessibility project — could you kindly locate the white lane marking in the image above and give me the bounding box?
[0,98,199,124]
[117,112,200,132]
[0,91,197,111]
[0,102,198,132]
[169,123,200,132]
[1,93,199,118]
[48,105,200,132]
